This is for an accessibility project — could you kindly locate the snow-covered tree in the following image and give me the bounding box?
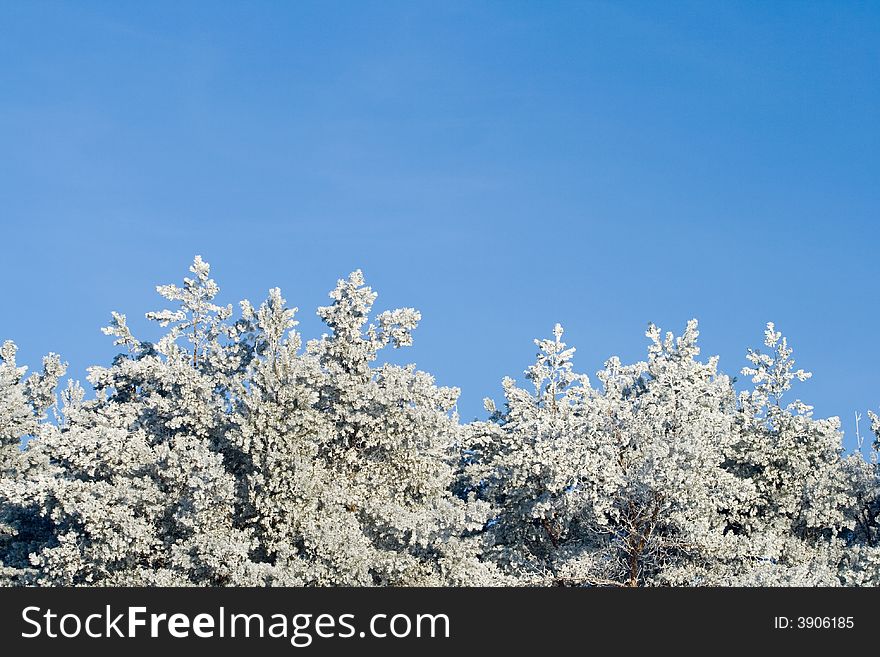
[589,321,755,587]
[464,324,598,583]
[0,341,66,584]
[721,323,853,586]
[468,321,754,586]
[3,258,264,585]
[838,413,880,585]
[290,270,497,585]
[2,258,500,586]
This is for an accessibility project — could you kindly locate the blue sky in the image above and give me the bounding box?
[1,1,877,449]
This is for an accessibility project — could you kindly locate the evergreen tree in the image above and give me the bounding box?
[0,342,65,584]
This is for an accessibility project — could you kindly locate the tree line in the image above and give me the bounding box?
[2,257,878,586]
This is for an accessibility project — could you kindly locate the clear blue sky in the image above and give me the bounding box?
[2,1,877,449]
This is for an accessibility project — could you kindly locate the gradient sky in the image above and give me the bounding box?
[1,1,878,450]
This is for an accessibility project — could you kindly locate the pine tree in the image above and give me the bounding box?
[0,341,66,584]
[722,323,852,586]
[296,270,496,585]
[469,321,753,586]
